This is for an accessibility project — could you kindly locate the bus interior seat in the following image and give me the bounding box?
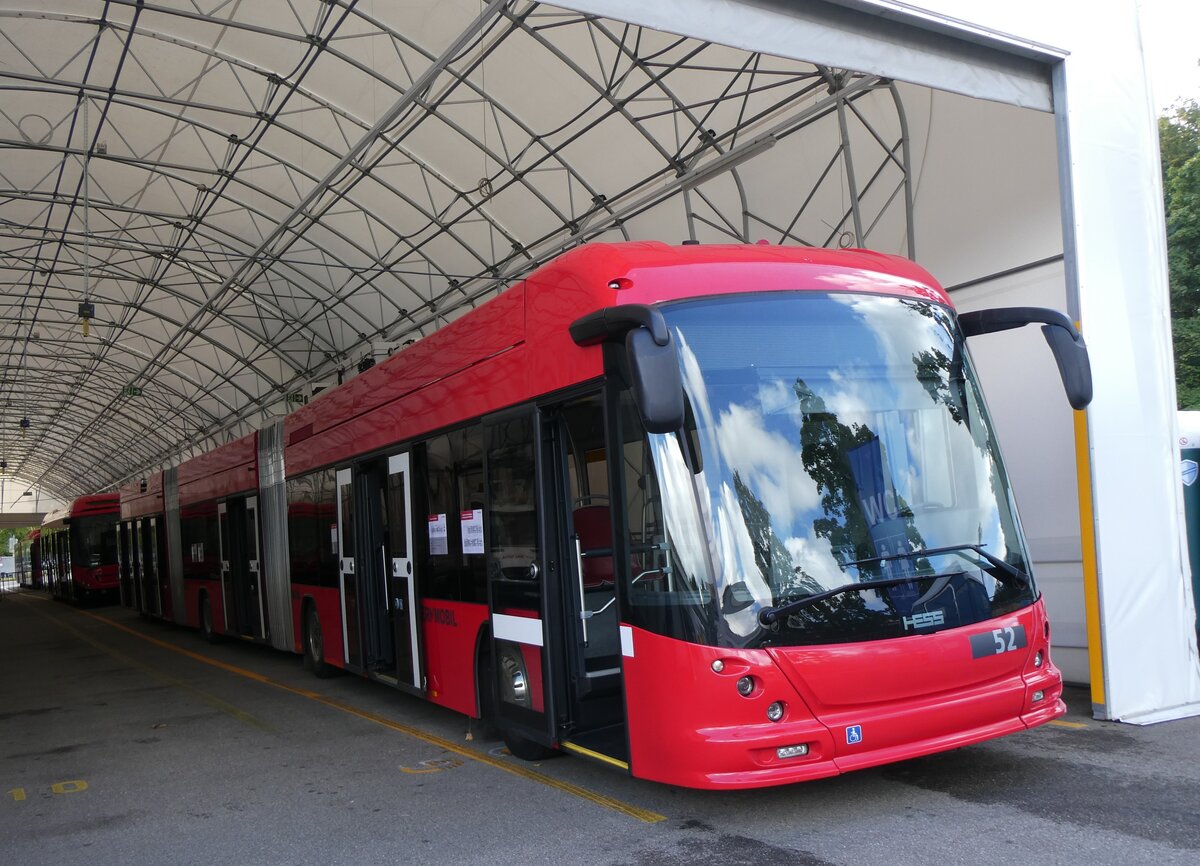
[573,505,615,587]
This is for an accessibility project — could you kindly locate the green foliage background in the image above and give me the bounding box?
[1163,99,1200,408]
[1,526,35,556]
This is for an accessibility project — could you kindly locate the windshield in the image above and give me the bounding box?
[72,514,119,568]
[627,291,1035,648]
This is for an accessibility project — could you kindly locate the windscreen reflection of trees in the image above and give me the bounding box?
[665,294,1031,646]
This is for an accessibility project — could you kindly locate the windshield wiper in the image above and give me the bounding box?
[848,543,1029,589]
[757,544,1029,627]
[758,574,937,625]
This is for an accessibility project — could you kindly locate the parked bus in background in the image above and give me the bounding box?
[41,494,120,605]
[114,242,1090,788]
[15,530,42,589]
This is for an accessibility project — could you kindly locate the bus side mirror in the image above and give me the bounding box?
[570,303,685,433]
[626,327,685,433]
[958,306,1093,410]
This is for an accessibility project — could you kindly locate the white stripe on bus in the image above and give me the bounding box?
[492,612,544,647]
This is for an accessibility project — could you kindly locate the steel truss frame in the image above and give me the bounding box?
[0,0,913,497]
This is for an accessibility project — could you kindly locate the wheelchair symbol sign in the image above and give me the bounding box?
[846,725,863,745]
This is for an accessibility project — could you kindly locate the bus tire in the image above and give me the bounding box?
[502,729,556,762]
[495,642,555,761]
[304,605,335,679]
[199,594,220,644]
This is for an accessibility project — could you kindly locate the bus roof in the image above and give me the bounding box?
[43,493,120,529]
[537,242,950,308]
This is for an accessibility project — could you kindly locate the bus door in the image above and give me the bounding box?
[351,459,394,675]
[386,451,421,689]
[141,516,163,617]
[62,529,72,597]
[544,392,628,766]
[217,502,232,632]
[123,521,136,608]
[58,528,71,600]
[486,410,560,751]
[116,521,130,608]
[132,520,146,612]
[244,497,266,640]
[217,497,264,639]
[336,468,362,669]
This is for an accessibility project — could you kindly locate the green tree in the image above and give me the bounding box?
[1162,98,1200,407]
[1,526,36,555]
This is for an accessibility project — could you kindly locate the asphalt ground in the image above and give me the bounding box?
[1,588,1198,866]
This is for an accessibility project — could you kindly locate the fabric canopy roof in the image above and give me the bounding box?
[0,0,1051,497]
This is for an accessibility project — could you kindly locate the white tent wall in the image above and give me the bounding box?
[562,0,1200,722]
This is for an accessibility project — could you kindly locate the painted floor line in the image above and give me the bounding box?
[23,595,666,824]
[1048,719,1089,729]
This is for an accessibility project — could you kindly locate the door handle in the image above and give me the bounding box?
[581,597,616,620]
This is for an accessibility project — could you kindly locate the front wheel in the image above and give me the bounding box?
[495,642,555,761]
[502,729,556,762]
[304,606,335,678]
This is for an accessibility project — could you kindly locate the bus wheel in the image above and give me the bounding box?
[199,595,219,644]
[305,606,335,679]
[495,643,554,761]
[502,729,556,762]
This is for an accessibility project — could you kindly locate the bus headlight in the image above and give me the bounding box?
[766,701,785,722]
[1034,650,1044,668]
[736,676,756,697]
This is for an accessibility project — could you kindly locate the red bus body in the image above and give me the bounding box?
[114,242,1067,788]
[40,494,120,604]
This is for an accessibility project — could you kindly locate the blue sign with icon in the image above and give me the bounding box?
[846,725,863,745]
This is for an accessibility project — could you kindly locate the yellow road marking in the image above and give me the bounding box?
[26,597,665,824]
[1048,719,1088,729]
[19,596,275,733]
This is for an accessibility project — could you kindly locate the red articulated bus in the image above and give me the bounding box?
[16,530,42,589]
[40,494,120,605]
[116,242,1091,789]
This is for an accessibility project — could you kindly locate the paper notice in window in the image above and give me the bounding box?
[428,513,448,555]
[461,508,484,555]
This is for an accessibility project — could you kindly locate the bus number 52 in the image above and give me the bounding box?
[992,627,1017,654]
[970,625,1025,659]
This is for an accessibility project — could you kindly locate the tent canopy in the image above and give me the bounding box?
[0,0,1059,497]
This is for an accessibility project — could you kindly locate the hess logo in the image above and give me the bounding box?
[902,610,945,631]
